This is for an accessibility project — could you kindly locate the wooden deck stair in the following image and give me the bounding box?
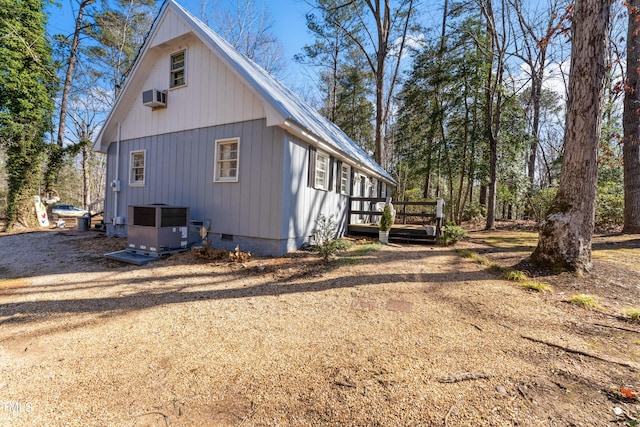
[348,224,438,244]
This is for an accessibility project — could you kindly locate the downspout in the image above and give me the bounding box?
[113,122,121,224]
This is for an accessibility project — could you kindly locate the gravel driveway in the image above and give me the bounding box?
[0,229,638,426]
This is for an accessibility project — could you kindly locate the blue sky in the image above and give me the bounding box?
[46,0,317,89]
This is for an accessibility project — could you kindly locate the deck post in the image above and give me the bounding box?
[436,198,445,237]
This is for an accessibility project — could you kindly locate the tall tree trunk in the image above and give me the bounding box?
[482,0,505,230]
[623,0,640,233]
[57,0,92,148]
[479,184,487,206]
[531,0,610,272]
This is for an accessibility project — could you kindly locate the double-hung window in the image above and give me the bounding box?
[170,50,186,88]
[340,163,351,195]
[314,152,329,190]
[129,150,146,186]
[215,138,239,182]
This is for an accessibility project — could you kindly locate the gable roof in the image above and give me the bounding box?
[94,0,395,184]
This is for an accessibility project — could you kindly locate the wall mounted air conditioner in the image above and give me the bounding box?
[127,204,189,255]
[142,89,167,108]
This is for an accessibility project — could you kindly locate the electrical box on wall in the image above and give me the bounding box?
[110,179,121,192]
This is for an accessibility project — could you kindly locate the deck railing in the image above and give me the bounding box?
[348,197,445,235]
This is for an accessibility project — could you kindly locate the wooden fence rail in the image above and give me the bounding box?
[348,197,445,237]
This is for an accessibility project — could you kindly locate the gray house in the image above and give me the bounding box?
[93,0,395,256]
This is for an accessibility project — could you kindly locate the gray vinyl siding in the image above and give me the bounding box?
[104,119,356,256]
[281,134,349,251]
[105,119,286,249]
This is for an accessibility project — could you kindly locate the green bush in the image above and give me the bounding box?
[595,190,623,229]
[439,223,467,246]
[316,238,352,261]
[463,202,486,222]
[528,187,557,222]
[379,204,393,232]
[401,188,423,202]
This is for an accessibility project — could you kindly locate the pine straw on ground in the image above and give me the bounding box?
[0,229,638,426]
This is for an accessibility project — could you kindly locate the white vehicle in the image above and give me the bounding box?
[50,204,91,218]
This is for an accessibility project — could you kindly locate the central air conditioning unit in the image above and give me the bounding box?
[142,89,167,108]
[127,204,189,256]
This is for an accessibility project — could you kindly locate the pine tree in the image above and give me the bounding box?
[85,0,157,101]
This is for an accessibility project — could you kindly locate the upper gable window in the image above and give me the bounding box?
[170,50,186,88]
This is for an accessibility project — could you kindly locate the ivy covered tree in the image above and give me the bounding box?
[0,0,56,230]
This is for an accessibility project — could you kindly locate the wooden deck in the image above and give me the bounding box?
[348,223,439,244]
[347,197,444,245]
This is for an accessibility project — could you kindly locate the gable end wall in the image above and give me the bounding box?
[105,119,290,255]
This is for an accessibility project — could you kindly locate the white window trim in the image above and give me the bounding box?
[169,49,187,89]
[129,150,146,186]
[340,163,351,195]
[214,138,240,183]
[314,151,329,191]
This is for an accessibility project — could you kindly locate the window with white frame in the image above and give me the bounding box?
[314,151,329,190]
[170,50,186,88]
[129,150,146,185]
[340,163,351,195]
[215,138,239,182]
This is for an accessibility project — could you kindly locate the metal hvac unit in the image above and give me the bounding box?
[127,204,189,256]
[142,89,167,108]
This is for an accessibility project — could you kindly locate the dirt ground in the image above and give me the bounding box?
[0,223,639,426]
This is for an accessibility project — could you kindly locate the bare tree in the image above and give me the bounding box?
[199,0,286,77]
[56,0,94,148]
[531,0,611,272]
[69,90,103,211]
[478,0,510,230]
[310,0,417,168]
[509,0,564,189]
